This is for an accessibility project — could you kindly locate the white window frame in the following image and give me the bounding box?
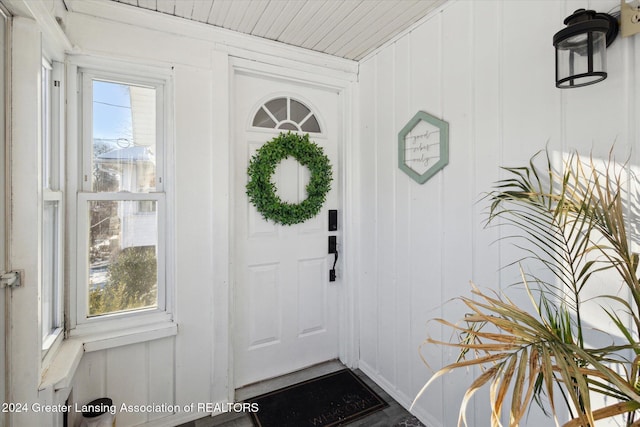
[41,58,64,360]
[69,60,174,338]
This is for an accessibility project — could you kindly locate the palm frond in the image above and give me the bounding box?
[421,148,640,425]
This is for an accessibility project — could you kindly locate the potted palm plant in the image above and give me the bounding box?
[417,149,640,426]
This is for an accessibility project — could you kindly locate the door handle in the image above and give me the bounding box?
[329,250,338,282]
[328,235,337,254]
[328,236,337,282]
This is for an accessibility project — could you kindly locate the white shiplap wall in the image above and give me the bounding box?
[71,339,175,426]
[356,0,639,426]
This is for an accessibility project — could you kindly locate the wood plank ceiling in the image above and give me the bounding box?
[109,0,446,61]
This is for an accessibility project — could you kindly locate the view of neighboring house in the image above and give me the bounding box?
[89,82,158,293]
[95,145,157,247]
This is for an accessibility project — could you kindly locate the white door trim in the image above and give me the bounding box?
[227,57,358,397]
[230,57,354,93]
[0,8,9,427]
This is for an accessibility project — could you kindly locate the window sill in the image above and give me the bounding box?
[39,338,84,392]
[81,320,178,352]
[39,321,178,392]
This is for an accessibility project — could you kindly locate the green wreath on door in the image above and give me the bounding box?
[246,132,333,226]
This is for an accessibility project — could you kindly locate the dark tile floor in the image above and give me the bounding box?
[177,361,425,427]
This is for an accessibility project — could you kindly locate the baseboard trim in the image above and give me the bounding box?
[357,361,443,427]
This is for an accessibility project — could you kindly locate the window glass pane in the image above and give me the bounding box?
[301,115,321,133]
[252,107,276,129]
[92,80,156,193]
[265,98,287,122]
[137,200,156,213]
[88,200,158,317]
[289,99,311,124]
[42,65,52,190]
[278,122,299,131]
[42,201,59,340]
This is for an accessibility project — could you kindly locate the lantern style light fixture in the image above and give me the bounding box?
[553,9,619,88]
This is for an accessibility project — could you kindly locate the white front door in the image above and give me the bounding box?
[233,71,342,388]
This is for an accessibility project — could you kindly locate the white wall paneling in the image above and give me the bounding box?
[172,62,215,414]
[69,338,175,427]
[210,49,232,408]
[357,0,635,426]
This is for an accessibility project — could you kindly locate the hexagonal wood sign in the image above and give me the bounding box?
[398,111,449,184]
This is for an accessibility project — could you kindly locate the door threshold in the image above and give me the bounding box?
[235,359,344,402]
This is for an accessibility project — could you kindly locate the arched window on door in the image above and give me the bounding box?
[252,97,321,133]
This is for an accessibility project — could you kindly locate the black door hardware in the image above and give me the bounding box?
[328,235,338,282]
[328,209,338,231]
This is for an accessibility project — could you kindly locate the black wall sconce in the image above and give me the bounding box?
[553,9,619,88]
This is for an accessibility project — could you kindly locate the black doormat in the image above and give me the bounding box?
[247,369,388,427]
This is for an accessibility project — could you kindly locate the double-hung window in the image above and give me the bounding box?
[42,59,64,357]
[75,67,169,331]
